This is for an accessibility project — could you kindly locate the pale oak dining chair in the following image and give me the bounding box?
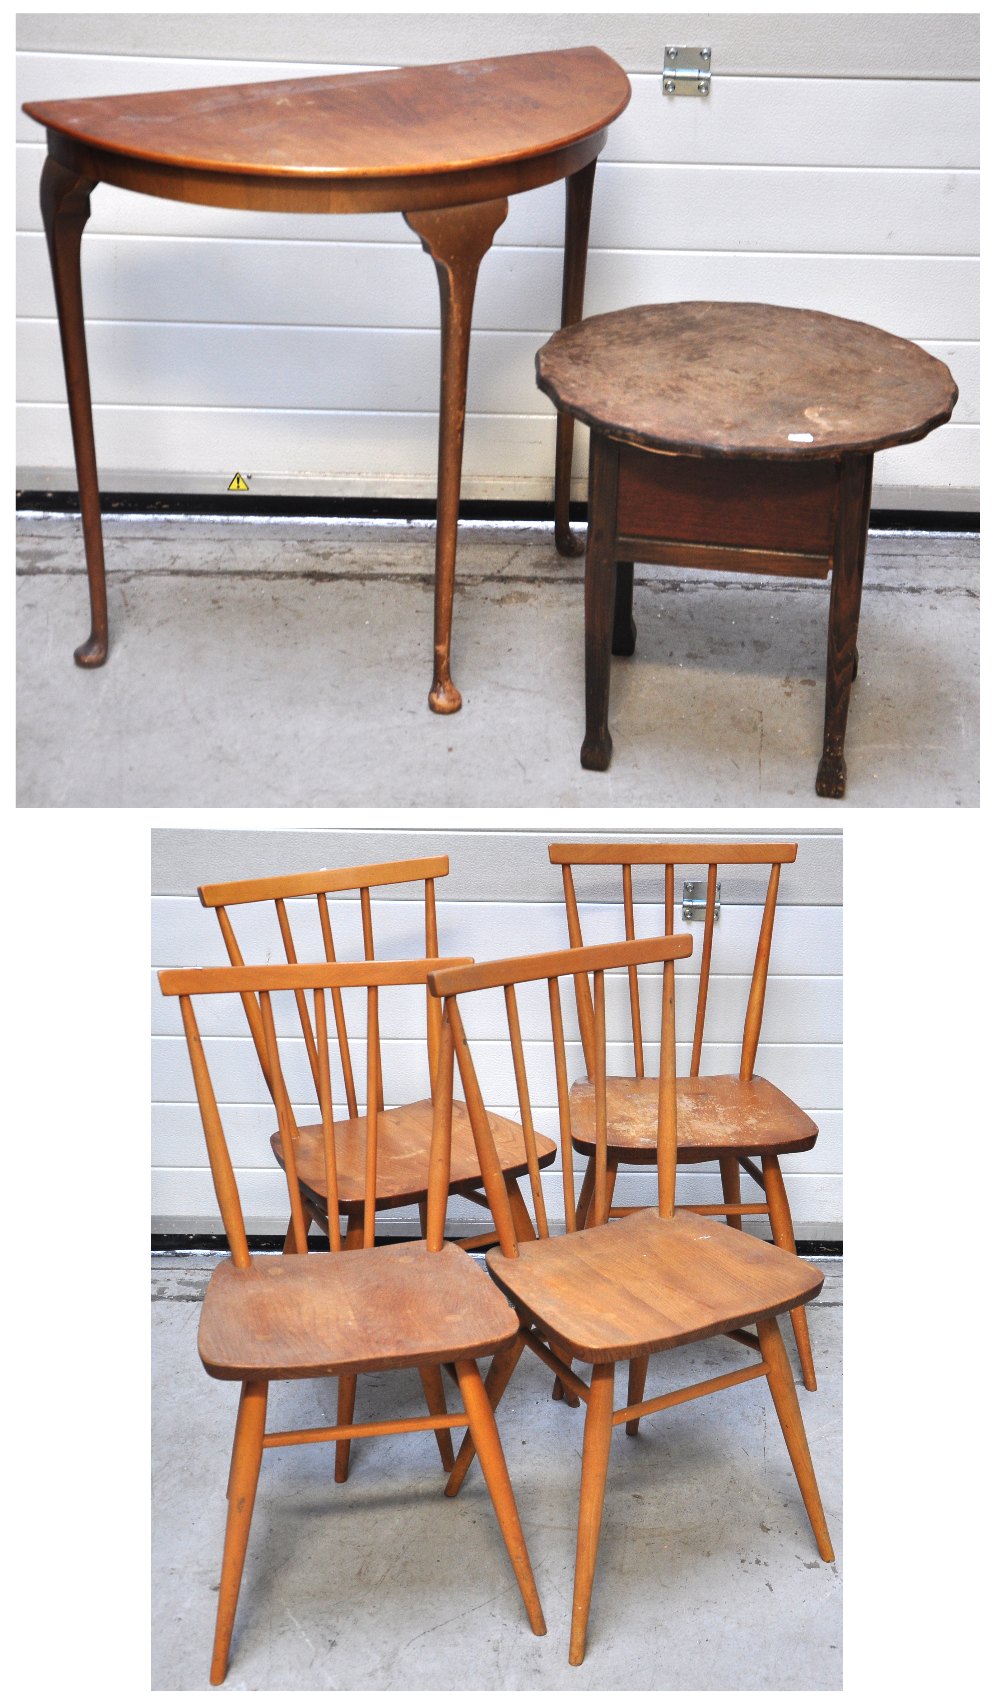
[199,856,557,1477]
[158,956,545,1686]
[427,935,833,1664]
[549,841,820,1388]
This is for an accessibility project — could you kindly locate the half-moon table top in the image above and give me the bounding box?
[23,46,631,181]
[536,301,958,461]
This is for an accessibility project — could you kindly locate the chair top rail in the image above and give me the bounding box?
[548,842,797,867]
[160,955,471,998]
[429,934,693,998]
[198,855,449,909]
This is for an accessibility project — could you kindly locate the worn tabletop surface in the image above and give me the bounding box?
[22,46,630,178]
[536,301,958,460]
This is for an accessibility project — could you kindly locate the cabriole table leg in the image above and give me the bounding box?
[816,452,873,797]
[39,154,108,667]
[405,197,509,714]
[554,158,597,557]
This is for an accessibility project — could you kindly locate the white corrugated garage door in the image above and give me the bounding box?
[17,13,978,509]
[152,826,843,1240]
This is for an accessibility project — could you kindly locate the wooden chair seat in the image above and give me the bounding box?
[272,1098,557,1211]
[568,1074,818,1163]
[486,1207,823,1364]
[199,1241,519,1381]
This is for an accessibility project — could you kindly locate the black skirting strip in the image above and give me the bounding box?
[151,1231,843,1256]
[18,489,978,534]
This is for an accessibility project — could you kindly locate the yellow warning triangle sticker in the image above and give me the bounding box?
[227,472,250,492]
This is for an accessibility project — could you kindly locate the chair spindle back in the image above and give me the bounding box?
[159,957,471,1259]
[549,843,796,1083]
[428,935,693,1255]
[199,857,448,1115]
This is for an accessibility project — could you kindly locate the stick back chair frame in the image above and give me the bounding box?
[199,856,556,1475]
[200,856,551,1253]
[159,956,546,1685]
[426,936,833,1665]
[548,840,819,1389]
[199,857,445,1248]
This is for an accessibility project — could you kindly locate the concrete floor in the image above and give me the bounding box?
[18,515,977,807]
[152,1253,842,1691]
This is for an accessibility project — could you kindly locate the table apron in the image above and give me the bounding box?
[613,441,842,572]
[46,127,607,214]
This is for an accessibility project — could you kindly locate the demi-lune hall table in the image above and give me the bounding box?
[24,46,631,712]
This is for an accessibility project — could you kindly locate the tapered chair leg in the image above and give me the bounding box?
[418,1364,456,1472]
[762,1155,817,1390]
[569,1360,615,1665]
[454,1359,546,1635]
[505,1180,538,1242]
[281,1201,314,1253]
[552,1163,615,1405]
[211,1379,268,1686]
[757,1317,834,1562]
[446,1333,526,1497]
[575,1157,596,1233]
[719,1156,743,1231]
[226,1382,247,1500]
[625,1355,649,1437]
[335,1211,365,1480]
[590,1160,617,1228]
[334,1374,358,1482]
[551,1169,594,1407]
[550,1337,581,1406]
[552,1360,581,1404]
[551,1159,608,1406]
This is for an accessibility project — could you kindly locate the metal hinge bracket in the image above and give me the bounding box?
[682,880,722,922]
[663,46,712,96]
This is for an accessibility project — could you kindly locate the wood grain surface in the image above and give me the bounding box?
[567,1074,819,1163]
[199,857,448,909]
[197,1241,518,1379]
[548,842,798,867]
[273,1098,556,1210]
[486,1207,823,1363]
[616,445,840,557]
[536,300,957,459]
[23,47,630,179]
